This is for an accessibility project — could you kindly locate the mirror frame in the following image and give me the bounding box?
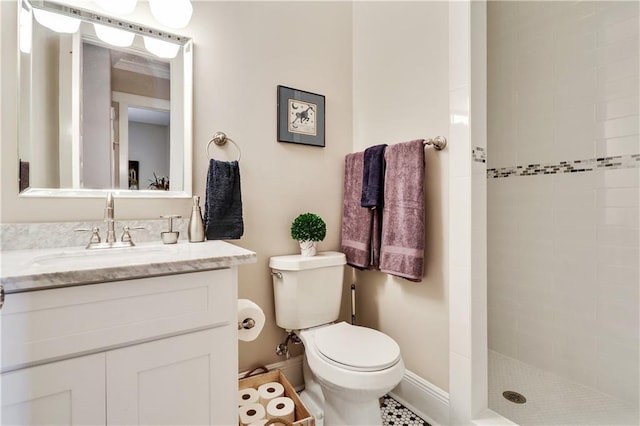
[18,0,193,199]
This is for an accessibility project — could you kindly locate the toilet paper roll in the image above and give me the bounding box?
[247,420,268,426]
[238,299,266,342]
[257,381,285,405]
[238,403,265,426]
[238,387,260,406]
[266,397,295,424]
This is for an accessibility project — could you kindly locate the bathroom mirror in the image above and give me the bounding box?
[17,0,193,197]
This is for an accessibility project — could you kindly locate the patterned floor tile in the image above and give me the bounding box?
[380,395,430,426]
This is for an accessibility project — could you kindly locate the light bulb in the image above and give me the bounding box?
[148,0,193,29]
[93,0,137,16]
[94,23,135,47]
[33,8,80,33]
[143,36,180,59]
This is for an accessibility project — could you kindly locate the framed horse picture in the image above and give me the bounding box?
[277,85,325,147]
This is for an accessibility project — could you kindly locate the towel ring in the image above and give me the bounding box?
[206,131,241,162]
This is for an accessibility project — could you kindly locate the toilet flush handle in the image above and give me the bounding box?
[271,271,282,279]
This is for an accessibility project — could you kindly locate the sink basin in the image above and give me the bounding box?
[28,245,172,269]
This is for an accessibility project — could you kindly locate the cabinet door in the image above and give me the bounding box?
[106,327,237,425]
[1,353,106,425]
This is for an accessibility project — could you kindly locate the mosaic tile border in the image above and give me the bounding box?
[487,153,640,179]
[473,146,486,163]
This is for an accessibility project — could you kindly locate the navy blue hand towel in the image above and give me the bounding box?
[361,144,387,209]
[204,159,244,240]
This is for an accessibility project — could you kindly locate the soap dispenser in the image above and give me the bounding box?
[188,196,205,242]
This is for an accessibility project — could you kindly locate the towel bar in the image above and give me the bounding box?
[207,131,241,162]
[423,136,447,150]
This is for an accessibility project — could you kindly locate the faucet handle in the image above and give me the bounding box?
[75,227,101,244]
[121,226,144,244]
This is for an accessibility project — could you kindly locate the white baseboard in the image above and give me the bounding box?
[239,355,305,391]
[390,369,450,426]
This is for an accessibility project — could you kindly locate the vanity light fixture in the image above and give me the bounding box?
[93,23,135,47]
[33,8,80,33]
[143,36,180,59]
[148,0,193,29]
[19,5,32,54]
[93,0,137,16]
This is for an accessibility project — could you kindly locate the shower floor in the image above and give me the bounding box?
[489,351,639,425]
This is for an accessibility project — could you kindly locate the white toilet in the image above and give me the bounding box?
[269,251,405,426]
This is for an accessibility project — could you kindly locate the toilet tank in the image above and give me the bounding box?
[269,251,346,330]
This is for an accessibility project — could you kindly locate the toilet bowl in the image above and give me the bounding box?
[298,322,405,426]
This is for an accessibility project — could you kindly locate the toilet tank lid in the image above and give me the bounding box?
[269,251,346,270]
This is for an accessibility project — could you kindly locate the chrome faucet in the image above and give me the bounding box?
[75,193,143,249]
[104,192,116,243]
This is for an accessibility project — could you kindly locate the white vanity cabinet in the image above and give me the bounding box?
[1,268,240,425]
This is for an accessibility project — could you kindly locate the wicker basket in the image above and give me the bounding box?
[239,367,315,426]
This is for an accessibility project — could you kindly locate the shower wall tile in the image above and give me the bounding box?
[553,210,597,243]
[488,2,639,170]
[596,36,639,67]
[450,177,472,271]
[597,207,639,228]
[596,135,640,157]
[596,95,639,121]
[598,75,639,103]
[597,15,639,47]
[596,187,640,207]
[598,56,639,85]
[450,87,472,178]
[488,155,638,401]
[597,115,639,140]
[597,168,640,188]
[597,226,640,247]
[449,0,470,90]
[598,2,640,27]
[598,245,639,268]
[598,333,639,370]
[489,0,638,402]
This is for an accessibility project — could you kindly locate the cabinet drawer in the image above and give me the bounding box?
[2,269,236,372]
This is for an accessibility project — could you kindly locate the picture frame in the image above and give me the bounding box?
[277,85,325,147]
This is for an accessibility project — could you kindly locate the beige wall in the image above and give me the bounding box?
[111,68,170,101]
[352,1,450,391]
[193,2,354,371]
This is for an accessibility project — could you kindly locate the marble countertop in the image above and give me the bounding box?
[1,240,257,293]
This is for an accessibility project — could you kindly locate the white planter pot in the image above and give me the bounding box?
[299,240,317,257]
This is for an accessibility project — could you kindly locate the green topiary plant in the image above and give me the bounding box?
[290,213,326,242]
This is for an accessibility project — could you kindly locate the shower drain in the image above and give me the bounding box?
[503,390,527,404]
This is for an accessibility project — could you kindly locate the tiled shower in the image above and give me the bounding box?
[487,1,639,424]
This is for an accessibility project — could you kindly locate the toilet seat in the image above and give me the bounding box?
[311,322,401,372]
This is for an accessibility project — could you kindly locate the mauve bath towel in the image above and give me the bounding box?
[341,152,372,269]
[204,159,244,240]
[380,139,425,281]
